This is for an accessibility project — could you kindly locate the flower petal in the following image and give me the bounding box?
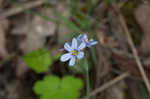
[90,41,98,45]
[77,34,83,41]
[83,34,87,39]
[72,38,77,49]
[89,39,94,42]
[86,44,91,48]
[69,56,76,66]
[60,53,71,62]
[64,43,72,52]
[78,42,86,50]
[77,51,84,59]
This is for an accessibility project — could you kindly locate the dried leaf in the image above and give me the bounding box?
[126,79,145,99]
[12,8,56,36]
[11,8,58,52]
[20,34,45,52]
[135,4,150,53]
[0,19,9,58]
[0,0,4,8]
[106,81,126,99]
[57,3,71,43]
[30,7,57,37]
[113,53,150,79]
[15,58,29,79]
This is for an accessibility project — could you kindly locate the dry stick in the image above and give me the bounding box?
[81,72,129,99]
[112,3,150,94]
[0,0,45,19]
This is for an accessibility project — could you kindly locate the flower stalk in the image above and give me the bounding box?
[86,66,90,99]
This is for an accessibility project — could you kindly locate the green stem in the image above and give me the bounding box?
[86,66,90,99]
[87,0,92,15]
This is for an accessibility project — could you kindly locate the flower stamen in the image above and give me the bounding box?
[85,38,88,43]
[72,50,78,56]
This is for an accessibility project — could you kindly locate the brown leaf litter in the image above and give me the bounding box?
[135,4,150,54]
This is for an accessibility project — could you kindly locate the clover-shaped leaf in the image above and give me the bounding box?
[33,75,83,99]
[24,48,52,73]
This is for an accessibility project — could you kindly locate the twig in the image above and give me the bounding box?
[81,72,129,99]
[112,3,150,94]
[0,0,45,19]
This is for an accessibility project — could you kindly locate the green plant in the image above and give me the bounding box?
[33,75,83,99]
[24,1,99,99]
[60,34,98,99]
[24,48,52,73]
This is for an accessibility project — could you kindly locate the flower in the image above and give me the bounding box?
[77,34,98,48]
[60,38,86,66]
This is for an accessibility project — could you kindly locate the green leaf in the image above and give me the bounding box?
[74,12,90,31]
[33,75,83,99]
[90,47,97,64]
[69,0,79,15]
[87,0,93,14]
[34,76,60,95]
[24,48,52,73]
[56,12,82,33]
[52,53,62,61]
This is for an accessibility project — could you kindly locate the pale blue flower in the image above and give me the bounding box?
[60,38,85,66]
[77,34,98,48]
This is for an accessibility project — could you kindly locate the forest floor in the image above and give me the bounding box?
[0,0,150,99]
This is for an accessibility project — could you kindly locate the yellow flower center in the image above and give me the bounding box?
[72,50,78,56]
[85,38,89,43]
